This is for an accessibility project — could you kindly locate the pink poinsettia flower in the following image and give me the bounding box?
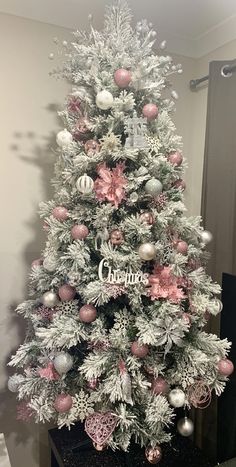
[94,162,127,207]
[148,264,186,303]
[37,362,60,381]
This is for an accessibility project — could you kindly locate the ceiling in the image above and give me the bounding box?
[1,0,236,57]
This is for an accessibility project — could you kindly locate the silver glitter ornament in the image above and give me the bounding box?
[138,243,156,261]
[8,374,25,392]
[177,417,194,437]
[53,352,73,375]
[168,388,186,408]
[42,290,59,308]
[96,90,114,110]
[201,230,213,245]
[145,178,163,196]
[130,192,139,203]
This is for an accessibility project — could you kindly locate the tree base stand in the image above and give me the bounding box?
[48,422,214,467]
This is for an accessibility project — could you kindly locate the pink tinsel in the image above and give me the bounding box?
[94,162,127,207]
[16,401,34,422]
[37,362,60,380]
[148,265,186,303]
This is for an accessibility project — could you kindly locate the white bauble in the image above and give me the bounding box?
[145,178,163,196]
[177,417,194,437]
[56,129,73,148]
[43,255,58,272]
[201,230,213,245]
[138,243,156,261]
[168,388,186,408]
[96,90,114,110]
[8,374,25,393]
[42,290,59,308]
[54,352,73,375]
[76,173,94,194]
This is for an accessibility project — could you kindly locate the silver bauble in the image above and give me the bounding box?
[201,230,213,245]
[138,243,156,261]
[76,173,94,194]
[211,298,223,314]
[53,352,73,375]
[42,290,59,308]
[8,374,25,393]
[56,129,73,148]
[168,388,186,408]
[130,192,139,203]
[177,417,194,437]
[145,179,163,196]
[96,90,114,110]
[43,256,58,272]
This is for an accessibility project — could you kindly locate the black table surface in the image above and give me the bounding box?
[49,422,215,467]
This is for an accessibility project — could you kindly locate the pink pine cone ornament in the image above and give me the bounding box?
[94,162,127,207]
[85,412,118,445]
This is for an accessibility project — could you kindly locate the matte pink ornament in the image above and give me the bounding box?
[218,358,234,376]
[71,224,89,240]
[114,68,132,88]
[54,394,73,413]
[79,304,97,323]
[84,139,100,156]
[31,258,43,268]
[168,151,183,166]
[58,284,76,301]
[151,377,169,395]
[175,240,188,255]
[173,179,186,191]
[131,341,149,358]
[142,103,158,121]
[52,206,69,221]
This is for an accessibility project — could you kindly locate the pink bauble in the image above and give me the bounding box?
[131,341,149,358]
[218,358,234,376]
[71,224,89,240]
[151,377,169,395]
[173,179,186,191]
[140,212,154,225]
[87,378,98,390]
[31,258,43,268]
[84,139,100,156]
[52,206,69,221]
[142,103,158,121]
[182,313,191,325]
[73,117,91,141]
[168,151,183,166]
[54,394,73,413]
[79,304,97,323]
[114,68,132,88]
[175,240,188,255]
[58,284,76,301]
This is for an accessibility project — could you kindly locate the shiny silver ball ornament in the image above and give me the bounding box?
[42,290,59,308]
[211,298,223,314]
[8,374,25,392]
[138,243,156,261]
[96,90,114,110]
[56,129,73,148]
[177,417,194,437]
[53,352,73,375]
[76,173,94,194]
[145,445,162,464]
[201,230,213,245]
[130,192,139,204]
[145,178,163,196]
[168,388,186,408]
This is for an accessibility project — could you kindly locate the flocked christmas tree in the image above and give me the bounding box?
[8,2,234,463]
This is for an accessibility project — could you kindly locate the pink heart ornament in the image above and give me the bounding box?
[85,411,118,445]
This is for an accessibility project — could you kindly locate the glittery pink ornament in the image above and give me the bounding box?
[110,229,124,245]
[151,377,169,395]
[168,151,183,166]
[84,139,100,156]
[131,341,149,358]
[114,68,132,88]
[145,445,162,464]
[182,313,191,325]
[54,394,73,413]
[37,305,57,320]
[73,117,91,141]
[87,378,98,390]
[31,258,43,268]
[52,206,69,221]
[175,240,188,255]
[58,284,76,301]
[140,212,154,225]
[142,103,158,121]
[79,304,97,323]
[71,224,89,240]
[218,358,234,376]
[173,179,186,191]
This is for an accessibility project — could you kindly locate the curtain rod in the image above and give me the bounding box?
[189,62,236,91]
